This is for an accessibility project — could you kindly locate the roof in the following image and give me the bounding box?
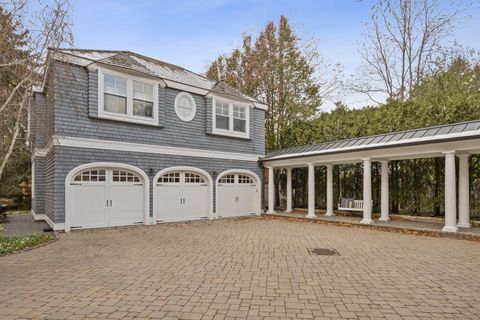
[265,120,480,161]
[49,48,267,109]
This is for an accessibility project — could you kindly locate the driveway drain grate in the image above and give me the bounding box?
[307,248,340,256]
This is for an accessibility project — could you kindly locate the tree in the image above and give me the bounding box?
[206,16,341,151]
[355,0,465,102]
[0,0,73,183]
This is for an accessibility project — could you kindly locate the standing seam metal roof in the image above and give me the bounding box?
[265,120,480,160]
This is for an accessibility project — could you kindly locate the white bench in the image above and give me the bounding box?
[337,198,373,212]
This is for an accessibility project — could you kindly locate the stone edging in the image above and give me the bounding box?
[262,214,480,242]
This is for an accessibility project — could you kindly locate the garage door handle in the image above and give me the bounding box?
[110,200,112,207]
[106,200,108,207]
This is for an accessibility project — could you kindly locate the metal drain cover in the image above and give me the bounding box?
[307,248,340,256]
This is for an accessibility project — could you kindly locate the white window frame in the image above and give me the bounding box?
[98,67,159,126]
[174,92,197,122]
[212,96,250,139]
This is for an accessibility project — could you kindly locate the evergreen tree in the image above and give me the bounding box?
[206,16,321,151]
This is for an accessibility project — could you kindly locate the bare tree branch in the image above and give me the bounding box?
[0,93,26,179]
[355,0,466,102]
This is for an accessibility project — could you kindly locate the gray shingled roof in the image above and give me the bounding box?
[52,48,265,105]
[266,120,480,160]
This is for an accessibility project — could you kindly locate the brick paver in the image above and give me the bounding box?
[1,217,480,319]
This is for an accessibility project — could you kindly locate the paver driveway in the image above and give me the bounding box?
[1,217,480,320]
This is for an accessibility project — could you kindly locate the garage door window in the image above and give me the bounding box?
[185,173,205,183]
[112,170,141,183]
[73,170,106,182]
[238,175,253,184]
[219,174,235,184]
[158,172,180,183]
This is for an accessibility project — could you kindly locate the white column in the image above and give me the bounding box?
[457,154,470,228]
[325,164,334,216]
[306,163,317,218]
[267,166,275,213]
[443,151,458,232]
[361,158,373,224]
[286,168,293,213]
[379,160,390,221]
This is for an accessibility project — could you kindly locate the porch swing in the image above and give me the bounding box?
[337,168,371,212]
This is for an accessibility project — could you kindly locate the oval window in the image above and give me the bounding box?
[174,92,196,122]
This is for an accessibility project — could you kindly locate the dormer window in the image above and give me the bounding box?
[212,97,250,139]
[98,68,159,126]
[133,81,154,118]
[104,74,127,114]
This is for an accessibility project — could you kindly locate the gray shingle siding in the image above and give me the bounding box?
[52,62,264,155]
[51,146,261,223]
[44,149,55,222]
[31,92,47,149]
[32,158,45,215]
[32,59,266,227]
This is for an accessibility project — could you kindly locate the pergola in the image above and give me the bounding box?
[262,120,480,232]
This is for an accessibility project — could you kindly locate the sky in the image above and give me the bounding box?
[69,0,480,110]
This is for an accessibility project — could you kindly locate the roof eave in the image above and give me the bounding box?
[264,131,480,162]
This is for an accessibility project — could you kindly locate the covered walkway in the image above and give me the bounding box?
[262,120,480,233]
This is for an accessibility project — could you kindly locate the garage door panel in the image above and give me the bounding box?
[156,184,183,221]
[68,167,146,229]
[155,170,211,222]
[216,186,237,217]
[236,186,256,215]
[216,172,258,218]
[110,184,143,225]
[183,185,209,219]
[70,185,108,228]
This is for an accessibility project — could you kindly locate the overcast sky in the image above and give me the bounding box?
[70,0,480,110]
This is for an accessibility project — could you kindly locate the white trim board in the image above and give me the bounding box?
[31,210,65,231]
[34,135,263,161]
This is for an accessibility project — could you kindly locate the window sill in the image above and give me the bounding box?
[93,113,161,127]
[209,130,250,140]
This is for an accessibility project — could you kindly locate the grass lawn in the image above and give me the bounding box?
[0,234,53,255]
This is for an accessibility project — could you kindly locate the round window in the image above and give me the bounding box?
[174,92,196,122]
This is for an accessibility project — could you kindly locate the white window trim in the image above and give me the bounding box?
[212,96,250,139]
[174,92,197,122]
[97,67,159,126]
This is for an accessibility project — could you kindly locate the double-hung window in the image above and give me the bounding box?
[215,100,230,130]
[98,68,159,126]
[213,97,250,139]
[104,74,127,114]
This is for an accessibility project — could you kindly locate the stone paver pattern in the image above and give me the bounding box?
[1,217,480,319]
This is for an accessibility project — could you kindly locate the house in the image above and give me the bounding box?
[29,49,267,231]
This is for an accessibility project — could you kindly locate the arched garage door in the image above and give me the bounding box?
[67,167,146,229]
[216,170,260,217]
[154,168,212,222]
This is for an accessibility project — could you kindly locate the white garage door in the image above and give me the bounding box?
[155,171,209,222]
[69,169,144,229]
[217,173,258,217]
